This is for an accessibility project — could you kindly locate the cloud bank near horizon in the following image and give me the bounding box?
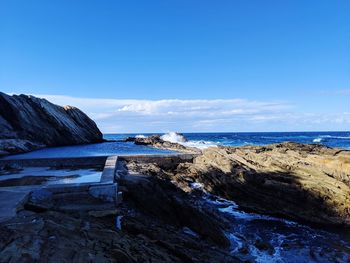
[35,94,350,133]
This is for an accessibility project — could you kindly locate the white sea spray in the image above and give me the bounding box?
[161,132,218,149]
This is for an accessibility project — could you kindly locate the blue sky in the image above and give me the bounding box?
[1,0,349,132]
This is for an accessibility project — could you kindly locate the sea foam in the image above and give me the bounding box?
[160,132,187,143]
[313,138,322,143]
[161,132,218,149]
[313,135,350,143]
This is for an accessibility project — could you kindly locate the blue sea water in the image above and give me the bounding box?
[106,131,350,150]
[3,131,350,160]
[181,131,350,149]
[1,141,175,160]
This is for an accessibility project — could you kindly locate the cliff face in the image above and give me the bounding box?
[0,92,103,156]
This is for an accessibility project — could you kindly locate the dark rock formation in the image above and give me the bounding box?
[0,92,103,156]
[119,172,231,248]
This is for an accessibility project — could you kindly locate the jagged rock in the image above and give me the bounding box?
[0,92,103,156]
[186,142,350,226]
[127,142,350,226]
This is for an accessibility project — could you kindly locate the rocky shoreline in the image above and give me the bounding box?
[127,135,350,226]
[1,138,350,261]
[0,155,240,262]
[1,94,350,262]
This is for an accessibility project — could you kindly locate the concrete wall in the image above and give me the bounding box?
[0,156,107,169]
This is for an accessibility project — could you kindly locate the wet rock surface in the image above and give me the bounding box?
[0,92,103,156]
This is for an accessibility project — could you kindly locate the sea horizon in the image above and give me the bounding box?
[104,130,350,136]
[4,131,349,160]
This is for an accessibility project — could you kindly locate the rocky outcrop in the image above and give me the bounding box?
[190,143,350,226]
[0,170,238,262]
[127,142,350,226]
[125,135,201,154]
[0,92,103,156]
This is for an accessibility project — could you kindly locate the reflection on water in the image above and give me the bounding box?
[0,167,102,185]
[50,169,102,184]
[2,141,176,160]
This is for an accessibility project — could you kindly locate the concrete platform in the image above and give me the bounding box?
[0,156,118,222]
[0,153,194,222]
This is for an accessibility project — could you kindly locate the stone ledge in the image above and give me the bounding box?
[88,183,118,204]
[101,156,118,183]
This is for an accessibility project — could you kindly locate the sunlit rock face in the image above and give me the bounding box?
[187,142,350,226]
[0,92,103,156]
[127,142,350,226]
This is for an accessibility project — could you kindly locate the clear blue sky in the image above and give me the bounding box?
[1,0,349,132]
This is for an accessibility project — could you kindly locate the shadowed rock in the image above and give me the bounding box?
[120,173,231,248]
[0,92,103,156]
[0,173,238,262]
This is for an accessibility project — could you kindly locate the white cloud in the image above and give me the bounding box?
[32,94,350,133]
[338,89,350,95]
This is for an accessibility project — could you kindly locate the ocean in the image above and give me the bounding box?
[124,131,350,149]
[4,131,350,159]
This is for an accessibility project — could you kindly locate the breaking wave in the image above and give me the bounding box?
[160,132,187,143]
[313,135,350,143]
[161,132,218,149]
[319,135,350,139]
[313,138,323,143]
